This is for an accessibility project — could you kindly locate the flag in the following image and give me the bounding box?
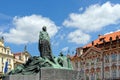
[4,61,8,74]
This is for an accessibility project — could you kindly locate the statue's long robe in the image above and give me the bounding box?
[38,31,54,62]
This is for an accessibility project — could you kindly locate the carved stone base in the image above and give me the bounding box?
[3,68,81,80]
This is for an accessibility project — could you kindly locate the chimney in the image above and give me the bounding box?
[76,47,83,56]
[96,43,99,48]
[92,41,94,46]
[103,39,106,46]
[116,36,119,40]
[98,34,101,37]
[109,37,112,44]
[109,37,112,41]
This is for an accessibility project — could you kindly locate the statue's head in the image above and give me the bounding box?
[59,52,64,56]
[42,26,47,31]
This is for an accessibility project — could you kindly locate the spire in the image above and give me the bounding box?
[1,36,4,40]
[24,45,27,52]
[0,36,4,43]
[67,49,70,54]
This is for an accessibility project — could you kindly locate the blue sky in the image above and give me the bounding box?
[0,0,120,56]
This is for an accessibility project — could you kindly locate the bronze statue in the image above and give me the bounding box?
[38,26,54,62]
[0,26,73,78]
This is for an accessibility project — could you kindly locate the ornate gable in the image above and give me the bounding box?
[82,46,102,58]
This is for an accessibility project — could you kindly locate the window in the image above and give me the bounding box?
[2,57,4,63]
[75,62,78,69]
[9,59,11,64]
[7,50,9,54]
[119,69,120,77]
[105,71,110,79]
[91,59,95,66]
[86,62,89,66]
[91,74,95,80]
[7,58,8,62]
[118,54,120,61]
[80,69,84,79]
[105,55,109,63]
[96,73,99,80]
[111,54,117,62]
[86,75,89,80]
[25,55,28,61]
[96,58,100,62]
[91,62,94,65]
[19,56,21,60]
[5,49,6,53]
[1,48,3,52]
[112,70,116,78]
[2,67,3,72]
[96,72,101,80]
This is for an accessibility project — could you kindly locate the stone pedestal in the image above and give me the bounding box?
[3,68,81,80]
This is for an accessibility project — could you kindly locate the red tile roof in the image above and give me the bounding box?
[83,31,120,48]
[14,52,22,56]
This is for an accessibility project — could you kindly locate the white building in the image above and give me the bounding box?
[0,37,31,77]
[0,37,14,76]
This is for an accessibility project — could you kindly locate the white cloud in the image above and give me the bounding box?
[63,2,120,44]
[62,47,69,52]
[104,31,113,35]
[79,7,83,11]
[116,29,120,32]
[104,29,120,35]
[63,2,120,32]
[68,30,90,44]
[1,15,58,44]
[0,32,2,35]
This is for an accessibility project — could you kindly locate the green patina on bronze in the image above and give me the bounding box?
[38,26,55,63]
[1,26,72,77]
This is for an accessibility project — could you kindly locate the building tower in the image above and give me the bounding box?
[0,37,14,76]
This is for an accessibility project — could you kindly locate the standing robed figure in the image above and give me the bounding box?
[38,26,54,62]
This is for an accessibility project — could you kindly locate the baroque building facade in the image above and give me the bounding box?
[71,31,120,80]
[0,37,31,77]
[0,37,14,76]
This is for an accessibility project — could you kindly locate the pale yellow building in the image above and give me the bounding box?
[0,37,31,78]
[0,37,14,76]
